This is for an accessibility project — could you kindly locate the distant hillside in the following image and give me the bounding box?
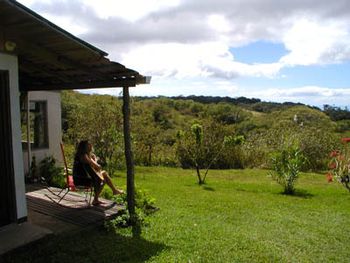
[62,91,347,171]
[134,95,317,113]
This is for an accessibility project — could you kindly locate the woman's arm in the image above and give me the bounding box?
[81,153,101,171]
[91,153,98,161]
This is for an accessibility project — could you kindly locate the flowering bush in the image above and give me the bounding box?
[328,138,350,192]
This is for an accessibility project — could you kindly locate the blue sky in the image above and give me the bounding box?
[231,41,350,89]
[19,0,350,108]
[230,41,288,64]
[229,41,350,107]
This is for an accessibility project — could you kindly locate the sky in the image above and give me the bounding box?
[18,0,350,108]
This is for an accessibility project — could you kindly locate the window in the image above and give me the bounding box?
[21,101,49,149]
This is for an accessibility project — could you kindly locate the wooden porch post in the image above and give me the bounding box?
[25,91,32,179]
[122,86,136,223]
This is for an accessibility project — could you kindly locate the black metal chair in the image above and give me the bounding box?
[57,142,93,204]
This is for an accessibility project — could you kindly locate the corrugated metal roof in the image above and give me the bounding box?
[0,0,149,90]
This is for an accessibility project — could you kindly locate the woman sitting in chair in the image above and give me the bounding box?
[73,140,124,206]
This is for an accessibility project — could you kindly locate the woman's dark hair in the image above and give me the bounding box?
[74,140,90,160]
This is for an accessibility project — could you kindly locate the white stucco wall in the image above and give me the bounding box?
[22,91,63,174]
[0,52,27,220]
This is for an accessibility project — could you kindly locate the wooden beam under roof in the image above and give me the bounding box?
[20,78,141,91]
[19,71,148,90]
[14,37,103,73]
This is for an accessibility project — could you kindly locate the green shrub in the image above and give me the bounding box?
[39,156,65,188]
[246,124,338,171]
[335,120,350,132]
[105,188,158,230]
[296,128,339,171]
[269,146,306,195]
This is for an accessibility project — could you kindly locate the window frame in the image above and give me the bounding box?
[21,100,49,150]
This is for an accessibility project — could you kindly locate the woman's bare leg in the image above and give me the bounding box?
[92,184,104,204]
[102,171,123,195]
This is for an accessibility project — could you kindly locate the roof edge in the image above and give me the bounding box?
[7,0,108,57]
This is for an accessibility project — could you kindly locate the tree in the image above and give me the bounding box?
[123,87,137,232]
[206,103,250,124]
[176,122,243,184]
[323,104,350,121]
[62,91,124,174]
[134,124,160,166]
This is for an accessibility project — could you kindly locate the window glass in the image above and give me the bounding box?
[21,101,49,149]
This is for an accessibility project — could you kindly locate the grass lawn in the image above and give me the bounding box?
[4,167,350,262]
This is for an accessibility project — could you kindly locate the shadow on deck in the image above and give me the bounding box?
[26,184,124,233]
[0,185,124,256]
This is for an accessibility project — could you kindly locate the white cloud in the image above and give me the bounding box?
[16,0,350,106]
[83,0,181,21]
[19,0,350,74]
[121,42,283,80]
[77,78,350,108]
[234,86,350,107]
[280,18,350,66]
[79,77,240,98]
[78,82,350,108]
[208,14,231,33]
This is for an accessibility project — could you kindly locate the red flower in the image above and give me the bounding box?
[330,150,339,157]
[326,172,333,183]
[328,162,337,169]
[341,138,350,143]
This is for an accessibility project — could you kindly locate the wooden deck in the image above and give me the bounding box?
[26,185,124,231]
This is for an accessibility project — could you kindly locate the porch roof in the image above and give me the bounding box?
[0,0,149,91]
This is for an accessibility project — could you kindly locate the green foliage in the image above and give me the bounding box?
[295,128,339,171]
[134,188,157,214]
[176,122,243,184]
[61,91,344,171]
[105,188,157,230]
[270,105,335,130]
[62,91,125,173]
[177,123,220,170]
[152,104,173,129]
[259,127,338,171]
[269,146,306,194]
[132,98,180,166]
[335,119,350,132]
[323,104,350,121]
[39,156,65,188]
[224,134,245,146]
[240,106,339,171]
[28,156,38,182]
[94,127,124,174]
[191,123,203,144]
[206,103,251,124]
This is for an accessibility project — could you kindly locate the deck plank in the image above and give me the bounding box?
[26,186,124,228]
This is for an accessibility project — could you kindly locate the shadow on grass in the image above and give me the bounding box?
[3,226,167,263]
[234,185,264,194]
[234,185,314,198]
[202,185,215,191]
[279,189,314,199]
